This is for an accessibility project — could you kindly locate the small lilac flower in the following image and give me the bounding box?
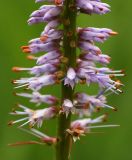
[36,50,61,65]
[77,59,95,68]
[67,114,110,141]
[43,6,62,22]
[76,0,111,15]
[16,92,59,105]
[21,41,60,54]
[13,74,58,91]
[40,29,63,43]
[44,19,61,32]
[64,68,78,89]
[78,27,118,43]
[9,104,57,127]
[78,41,101,54]
[76,61,124,93]
[12,63,59,76]
[28,5,62,24]
[79,52,111,64]
[20,128,57,145]
[61,99,75,117]
[75,92,117,113]
[30,5,55,17]
[71,115,107,130]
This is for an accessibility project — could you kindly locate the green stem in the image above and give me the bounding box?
[56,0,77,160]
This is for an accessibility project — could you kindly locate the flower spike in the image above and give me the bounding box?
[11,0,124,159]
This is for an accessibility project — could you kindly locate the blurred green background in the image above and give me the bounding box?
[0,0,131,160]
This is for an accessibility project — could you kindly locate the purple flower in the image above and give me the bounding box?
[13,74,58,91]
[28,5,62,24]
[10,104,57,127]
[78,41,101,54]
[16,92,59,105]
[61,99,75,117]
[78,27,118,43]
[76,0,111,15]
[21,41,60,54]
[79,52,111,64]
[40,29,63,42]
[75,92,116,113]
[12,63,59,76]
[11,0,124,145]
[64,68,78,89]
[37,50,61,65]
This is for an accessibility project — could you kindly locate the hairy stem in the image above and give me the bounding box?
[56,0,77,160]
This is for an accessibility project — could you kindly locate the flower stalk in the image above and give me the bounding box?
[56,1,77,159]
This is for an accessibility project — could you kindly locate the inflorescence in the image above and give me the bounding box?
[10,0,124,147]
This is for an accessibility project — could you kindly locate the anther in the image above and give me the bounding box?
[27,55,36,60]
[102,113,108,122]
[22,49,31,53]
[109,31,118,35]
[8,121,14,126]
[12,67,21,72]
[113,107,118,111]
[21,46,31,53]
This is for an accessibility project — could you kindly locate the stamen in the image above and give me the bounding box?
[27,55,37,60]
[109,31,118,35]
[12,67,22,72]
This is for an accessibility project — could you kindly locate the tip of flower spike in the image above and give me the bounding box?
[21,46,31,53]
[40,35,48,42]
[12,67,22,72]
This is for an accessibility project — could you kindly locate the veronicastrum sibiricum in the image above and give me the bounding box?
[10,0,124,159]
